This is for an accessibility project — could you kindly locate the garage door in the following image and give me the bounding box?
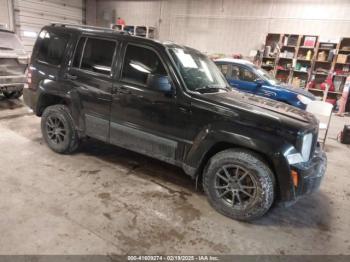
[14,0,84,53]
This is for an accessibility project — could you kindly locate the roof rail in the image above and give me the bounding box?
[50,23,131,35]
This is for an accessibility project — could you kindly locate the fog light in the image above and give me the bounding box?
[291,170,299,187]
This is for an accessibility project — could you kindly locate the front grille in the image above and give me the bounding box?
[0,58,26,76]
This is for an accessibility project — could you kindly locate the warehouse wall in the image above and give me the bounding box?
[0,0,13,30]
[95,0,350,56]
[14,0,84,52]
[96,0,160,28]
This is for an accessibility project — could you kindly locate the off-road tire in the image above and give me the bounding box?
[41,105,79,154]
[203,149,275,221]
[3,88,23,99]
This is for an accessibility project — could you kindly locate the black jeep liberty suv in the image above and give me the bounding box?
[24,24,327,221]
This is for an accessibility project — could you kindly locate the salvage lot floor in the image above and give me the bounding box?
[0,96,349,255]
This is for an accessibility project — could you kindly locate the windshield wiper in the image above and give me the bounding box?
[195,85,230,93]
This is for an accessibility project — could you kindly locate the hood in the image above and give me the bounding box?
[0,49,28,59]
[277,83,315,100]
[193,89,317,126]
[0,30,27,59]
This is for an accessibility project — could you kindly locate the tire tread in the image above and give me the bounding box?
[203,148,275,221]
[41,104,79,154]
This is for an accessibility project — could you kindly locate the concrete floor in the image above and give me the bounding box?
[0,96,349,255]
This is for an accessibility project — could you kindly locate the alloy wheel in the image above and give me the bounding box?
[46,116,67,145]
[214,165,258,210]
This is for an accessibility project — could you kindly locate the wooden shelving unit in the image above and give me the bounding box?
[110,24,156,39]
[260,33,350,105]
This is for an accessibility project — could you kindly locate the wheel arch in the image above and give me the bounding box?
[195,141,277,183]
[185,129,291,200]
[36,93,70,116]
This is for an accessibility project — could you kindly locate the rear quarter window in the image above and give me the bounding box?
[72,37,116,76]
[35,30,69,66]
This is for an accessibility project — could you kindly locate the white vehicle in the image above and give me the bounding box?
[0,29,28,99]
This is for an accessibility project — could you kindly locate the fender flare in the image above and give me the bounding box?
[36,82,84,132]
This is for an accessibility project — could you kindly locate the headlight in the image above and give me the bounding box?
[287,133,313,164]
[301,133,313,161]
[297,94,312,105]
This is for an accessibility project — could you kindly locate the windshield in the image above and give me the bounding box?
[0,31,24,51]
[254,65,281,85]
[168,47,228,92]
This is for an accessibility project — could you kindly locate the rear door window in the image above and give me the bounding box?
[73,37,116,76]
[36,30,69,66]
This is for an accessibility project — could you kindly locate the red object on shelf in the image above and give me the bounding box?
[320,73,335,91]
[326,98,336,105]
[232,54,242,59]
[303,36,316,47]
[306,79,315,89]
[116,18,125,25]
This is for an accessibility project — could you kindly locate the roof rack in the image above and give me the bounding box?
[50,23,131,35]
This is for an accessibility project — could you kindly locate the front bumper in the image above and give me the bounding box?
[290,144,327,200]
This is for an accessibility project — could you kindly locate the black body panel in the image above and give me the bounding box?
[23,25,326,204]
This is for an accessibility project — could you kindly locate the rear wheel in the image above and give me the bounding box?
[41,105,79,154]
[203,149,275,221]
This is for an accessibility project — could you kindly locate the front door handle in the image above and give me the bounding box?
[179,106,191,114]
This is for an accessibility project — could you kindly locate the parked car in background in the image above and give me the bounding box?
[215,58,315,110]
[24,24,326,221]
[0,29,28,99]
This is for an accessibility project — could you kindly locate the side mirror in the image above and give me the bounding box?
[147,74,173,94]
[255,79,264,88]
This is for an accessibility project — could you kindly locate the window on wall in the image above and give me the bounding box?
[74,38,116,75]
[122,44,167,86]
[36,30,69,66]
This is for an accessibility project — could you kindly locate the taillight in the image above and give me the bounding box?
[27,68,32,83]
[27,67,34,89]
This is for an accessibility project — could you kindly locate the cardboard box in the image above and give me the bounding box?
[337,54,348,64]
[317,51,327,61]
[292,77,301,88]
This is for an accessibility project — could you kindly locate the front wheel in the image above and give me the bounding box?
[203,149,275,221]
[41,105,79,154]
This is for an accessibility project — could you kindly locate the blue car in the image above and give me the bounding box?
[215,58,315,110]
